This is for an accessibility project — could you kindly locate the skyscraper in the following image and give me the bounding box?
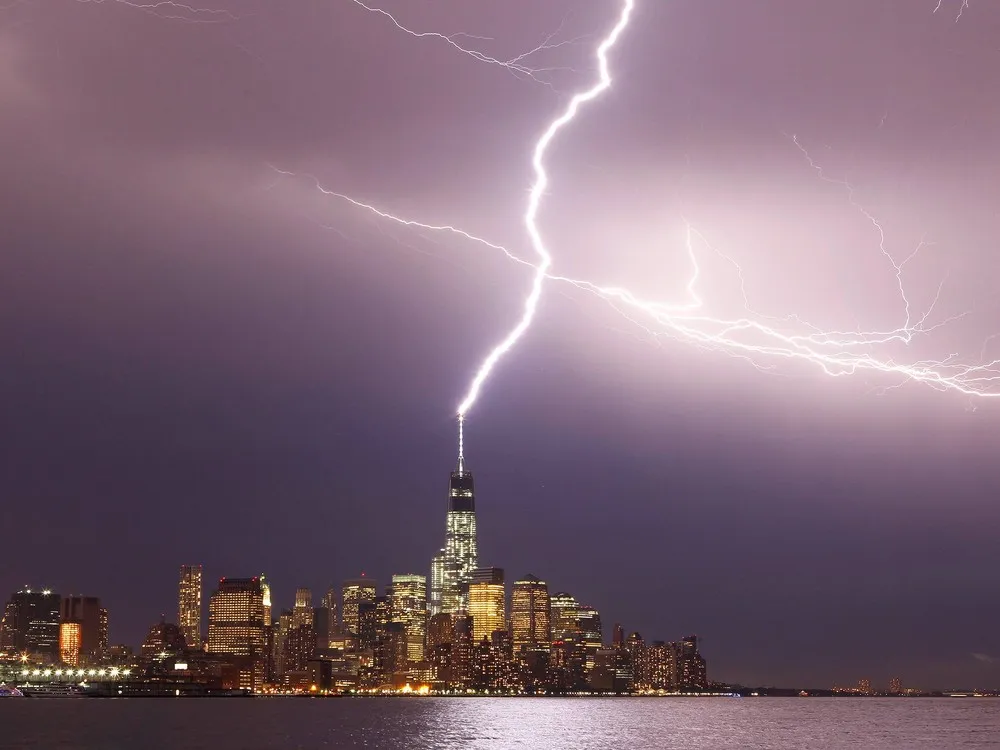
[60,595,103,663]
[342,578,377,636]
[390,574,427,664]
[549,592,579,641]
[207,578,266,657]
[261,575,272,627]
[59,622,82,666]
[178,564,203,649]
[431,465,478,615]
[677,635,708,690]
[293,588,313,628]
[576,605,603,668]
[429,549,449,617]
[646,640,676,690]
[208,577,267,691]
[0,589,61,661]
[468,567,505,643]
[98,608,109,653]
[281,587,316,673]
[510,575,551,651]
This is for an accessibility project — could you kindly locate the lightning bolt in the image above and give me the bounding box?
[279,158,1000,400]
[64,0,236,23]
[455,0,635,419]
[346,0,584,87]
[933,0,971,22]
[269,0,1000,425]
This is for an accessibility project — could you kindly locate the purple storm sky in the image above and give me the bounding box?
[1,0,999,688]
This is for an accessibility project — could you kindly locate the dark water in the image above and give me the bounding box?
[1,697,998,749]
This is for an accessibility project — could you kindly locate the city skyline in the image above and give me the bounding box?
[1,460,991,693]
[2,0,999,692]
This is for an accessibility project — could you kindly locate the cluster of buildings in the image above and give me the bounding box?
[0,589,116,668]
[1,461,709,695]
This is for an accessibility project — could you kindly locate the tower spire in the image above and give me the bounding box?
[457,414,465,474]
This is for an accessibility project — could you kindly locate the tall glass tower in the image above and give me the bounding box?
[429,465,478,615]
[178,565,203,650]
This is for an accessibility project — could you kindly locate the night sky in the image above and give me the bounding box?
[2,0,999,690]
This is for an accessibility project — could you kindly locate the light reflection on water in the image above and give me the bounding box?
[1,697,998,749]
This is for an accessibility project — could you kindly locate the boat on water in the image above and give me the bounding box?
[17,683,86,698]
[0,683,25,697]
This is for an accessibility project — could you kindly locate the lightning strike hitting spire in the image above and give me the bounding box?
[455,0,635,424]
[273,0,999,404]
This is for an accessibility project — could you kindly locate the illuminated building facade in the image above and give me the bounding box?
[139,618,186,662]
[0,588,61,661]
[391,574,427,663]
[98,608,109,654]
[60,595,103,663]
[576,605,603,669]
[279,588,315,675]
[342,578,376,636]
[677,635,708,690]
[431,467,478,615]
[645,640,676,690]
[293,588,313,628]
[207,577,267,691]
[468,567,505,643]
[261,576,272,626]
[429,550,449,617]
[510,575,551,651]
[549,592,579,641]
[178,564,203,649]
[59,622,82,666]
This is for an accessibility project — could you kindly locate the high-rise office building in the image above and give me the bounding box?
[426,612,454,650]
[452,612,474,687]
[677,635,708,690]
[889,677,903,695]
[430,464,478,615]
[429,549,449,617]
[59,622,82,666]
[273,609,293,678]
[624,631,644,688]
[390,574,427,663]
[208,577,267,691]
[370,595,394,682]
[0,588,61,661]
[293,588,313,628]
[576,604,602,667]
[178,565,203,649]
[317,587,338,648]
[261,575,272,626]
[549,592,579,641]
[281,587,316,673]
[645,640,676,690]
[207,577,266,657]
[60,596,103,662]
[510,575,551,651]
[342,578,377,635]
[98,608,109,653]
[468,567,505,643]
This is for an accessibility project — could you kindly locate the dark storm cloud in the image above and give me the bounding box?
[2,0,999,688]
